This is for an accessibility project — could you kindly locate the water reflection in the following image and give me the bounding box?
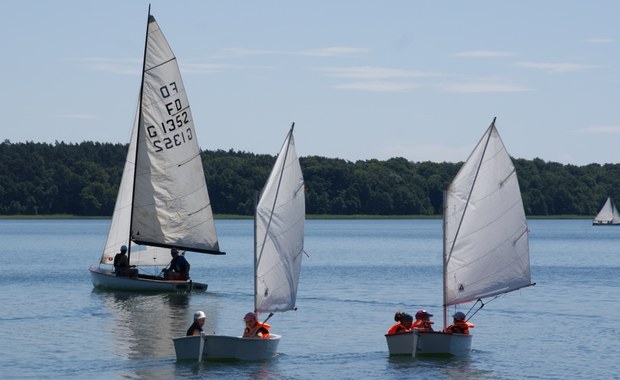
[92,289,219,360]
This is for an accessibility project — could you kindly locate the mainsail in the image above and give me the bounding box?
[130,15,220,254]
[255,124,305,313]
[443,119,532,307]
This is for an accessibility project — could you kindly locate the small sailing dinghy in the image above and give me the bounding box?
[174,124,305,361]
[592,197,620,225]
[89,9,225,292]
[386,118,534,356]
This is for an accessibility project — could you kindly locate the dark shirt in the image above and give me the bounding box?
[114,253,129,272]
[170,255,190,274]
[186,321,203,336]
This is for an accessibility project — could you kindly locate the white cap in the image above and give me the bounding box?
[194,311,206,320]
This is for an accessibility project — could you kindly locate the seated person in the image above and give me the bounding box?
[162,248,190,280]
[186,310,206,336]
[413,309,434,331]
[387,311,413,335]
[242,312,270,338]
[445,311,475,335]
[113,245,138,278]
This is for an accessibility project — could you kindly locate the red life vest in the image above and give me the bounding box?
[412,320,434,331]
[445,321,474,335]
[244,322,271,338]
[387,323,409,335]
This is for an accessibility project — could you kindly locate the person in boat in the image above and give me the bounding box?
[162,248,190,280]
[445,311,475,335]
[387,311,414,335]
[413,309,434,331]
[186,310,206,336]
[242,312,270,339]
[113,245,138,278]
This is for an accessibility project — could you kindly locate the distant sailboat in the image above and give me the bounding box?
[174,124,305,361]
[592,197,620,225]
[386,118,535,356]
[89,8,225,292]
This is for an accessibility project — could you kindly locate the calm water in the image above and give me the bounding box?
[1,218,619,379]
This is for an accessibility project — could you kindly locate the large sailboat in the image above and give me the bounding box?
[174,124,305,361]
[386,118,534,356]
[89,9,225,292]
[592,197,620,225]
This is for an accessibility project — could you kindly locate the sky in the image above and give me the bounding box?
[1,1,618,165]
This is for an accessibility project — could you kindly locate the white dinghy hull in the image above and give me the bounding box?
[89,266,206,293]
[413,331,472,356]
[385,332,414,355]
[173,334,281,361]
[385,331,472,357]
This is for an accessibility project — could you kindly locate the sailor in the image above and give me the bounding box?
[113,245,138,278]
[162,248,190,280]
[412,309,434,331]
[387,311,413,335]
[445,311,475,335]
[242,312,270,338]
[186,310,206,336]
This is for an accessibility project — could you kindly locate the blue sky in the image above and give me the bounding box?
[1,1,618,165]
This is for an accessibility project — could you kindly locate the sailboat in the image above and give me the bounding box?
[386,118,534,356]
[89,9,225,292]
[592,197,620,225]
[174,124,305,361]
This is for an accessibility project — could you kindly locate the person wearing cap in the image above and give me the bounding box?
[387,311,413,335]
[113,245,138,278]
[242,312,270,338]
[162,247,190,280]
[412,309,434,331]
[445,311,475,335]
[186,310,206,336]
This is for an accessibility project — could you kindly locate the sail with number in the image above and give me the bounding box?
[255,124,305,313]
[131,15,220,254]
[444,119,532,307]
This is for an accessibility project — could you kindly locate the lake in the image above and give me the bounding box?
[0,218,619,379]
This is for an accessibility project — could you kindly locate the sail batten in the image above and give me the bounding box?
[444,121,532,307]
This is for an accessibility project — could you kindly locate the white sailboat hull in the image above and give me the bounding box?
[89,266,206,292]
[385,331,472,357]
[413,331,472,356]
[173,334,281,361]
[385,332,415,355]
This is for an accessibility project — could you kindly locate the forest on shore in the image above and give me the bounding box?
[1,140,619,217]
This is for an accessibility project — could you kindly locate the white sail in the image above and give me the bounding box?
[255,125,305,313]
[101,103,170,266]
[131,15,220,254]
[444,120,531,306]
[593,197,620,224]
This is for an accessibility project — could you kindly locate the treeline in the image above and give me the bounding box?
[1,140,619,217]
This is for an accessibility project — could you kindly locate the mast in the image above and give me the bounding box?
[442,190,448,330]
[127,5,151,263]
[253,190,258,312]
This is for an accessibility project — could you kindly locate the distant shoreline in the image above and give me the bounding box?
[0,214,593,220]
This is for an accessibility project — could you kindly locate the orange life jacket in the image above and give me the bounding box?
[412,320,434,331]
[445,321,474,335]
[245,322,271,339]
[387,322,409,335]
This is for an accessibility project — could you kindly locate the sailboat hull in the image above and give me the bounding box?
[89,266,206,292]
[413,331,472,356]
[173,334,281,361]
[385,330,472,357]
